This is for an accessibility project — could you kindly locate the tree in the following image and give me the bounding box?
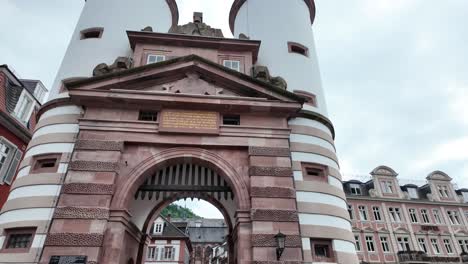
[161,204,200,219]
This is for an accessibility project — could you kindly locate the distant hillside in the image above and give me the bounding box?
[161,204,201,219]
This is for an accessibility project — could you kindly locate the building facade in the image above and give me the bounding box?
[0,1,358,263]
[346,166,468,264]
[0,65,46,209]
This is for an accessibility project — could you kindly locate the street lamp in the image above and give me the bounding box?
[275,232,286,260]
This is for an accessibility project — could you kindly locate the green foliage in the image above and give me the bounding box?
[161,204,200,219]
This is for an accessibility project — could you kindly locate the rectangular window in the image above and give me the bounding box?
[223,60,240,72]
[311,239,335,262]
[2,228,36,252]
[147,247,156,260]
[14,92,34,122]
[372,206,382,221]
[458,240,468,253]
[448,211,461,225]
[389,207,402,222]
[301,163,327,182]
[431,238,441,254]
[138,111,158,122]
[409,208,418,223]
[421,209,430,223]
[433,209,443,224]
[31,154,61,174]
[407,187,419,199]
[358,206,368,221]
[380,236,390,253]
[381,180,394,194]
[444,239,454,254]
[0,138,21,185]
[438,185,451,198]
[222,115,240,126]
[348,205,354,220]
[418,238,428,253]
[355,235,361,251]
[350,184,362,195]
[397,237,411,252]
[365,236,375,252]
[147,54,166,64]
[153,223,163,234]
[163,246,175,260]
[463,192,468,203]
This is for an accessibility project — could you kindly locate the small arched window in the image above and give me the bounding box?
[288,42,309,57]
[80,27,104,40]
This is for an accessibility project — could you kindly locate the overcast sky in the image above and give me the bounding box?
[1,0,467,218]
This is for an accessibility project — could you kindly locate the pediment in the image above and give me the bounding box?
[138,72,241,97]
[426,171,452,181]
[64,55,303,104]
[370,165,398,177]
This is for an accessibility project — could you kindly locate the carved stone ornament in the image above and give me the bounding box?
[251,65,287,90]
[169,13,224,38]
[141,26,153,32]
[369,188,377,197]
[238,33,250,40]
[93,57,133,77]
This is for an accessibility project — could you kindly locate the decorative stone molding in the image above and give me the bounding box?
[248,146,290,157]
[75,140,124,152]
[44,233,104,247]
[251,187,295,198]
[249,167,293,177]
[251,234,301,247]
[251,209,298,222]
[62,183,114,195]
[54,207,110,219]
[69,160,119,172]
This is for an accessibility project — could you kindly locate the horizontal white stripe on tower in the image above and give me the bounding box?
[25,143,75,158]
[8,185,61,200]
[39,105,82,121]
[299,213,352,231]
[334,240,357,254]
[291,152,339,170]
[0,208,54,225]
[33,124,79,138]
[290,134,335,152]
[296,191,347,209]
[288,118,332,136]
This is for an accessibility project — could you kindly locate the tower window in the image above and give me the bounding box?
[147,55,166,65]
[138,111,158,122]
[2,228,36,253]
[288,42,309,57]
[294,90,317,107]
[223,60,240,72]
[311,239,335,262]
[80,27,104,39]
[222,115,240,126]
[31,154,61,174]
[301,163,327,182]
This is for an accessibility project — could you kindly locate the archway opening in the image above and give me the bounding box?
[128,161,237,264]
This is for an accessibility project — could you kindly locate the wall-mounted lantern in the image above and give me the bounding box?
[275,231,286,260]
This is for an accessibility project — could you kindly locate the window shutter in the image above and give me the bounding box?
[3,149,22,184]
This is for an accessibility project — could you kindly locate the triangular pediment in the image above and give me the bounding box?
[64,55,303,103]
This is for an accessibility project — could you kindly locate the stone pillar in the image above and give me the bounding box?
[39,140,123,263]
[234,210,252,263]
[248,146,303,263]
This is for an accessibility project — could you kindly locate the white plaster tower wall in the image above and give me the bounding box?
[231,1,358,263]
[50,0,178,99]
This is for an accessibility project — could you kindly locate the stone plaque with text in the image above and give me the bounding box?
[159,109,219,134]
[49,256,87,264]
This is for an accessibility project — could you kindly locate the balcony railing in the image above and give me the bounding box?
[398,251,462,263]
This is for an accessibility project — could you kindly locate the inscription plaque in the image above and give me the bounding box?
[49,256,87,264]
[160,110,219,134]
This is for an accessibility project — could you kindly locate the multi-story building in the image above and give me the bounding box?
[345,165,468,264]
[0,65,46,209]
[0,0,359,263]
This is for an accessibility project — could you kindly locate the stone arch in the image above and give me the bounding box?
[111,147,250,211]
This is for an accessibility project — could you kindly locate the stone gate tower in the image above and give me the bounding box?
[0,0,358,263]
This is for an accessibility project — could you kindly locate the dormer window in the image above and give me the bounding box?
[438,185,450,198]
[223,60,240,72]
[153,223,163,234]
[147,55,166,65]
[14,91,34,123]
[381,180,394,194]
[407,188,419,199]
[350,184,362,195]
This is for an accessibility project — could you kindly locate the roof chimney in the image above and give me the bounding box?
[193,12,203,23]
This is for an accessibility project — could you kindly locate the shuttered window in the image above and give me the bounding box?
[0,138,22,185]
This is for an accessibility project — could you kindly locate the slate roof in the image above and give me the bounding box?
[171,218,228,244]
[153,216,189,238]
[20,79,39,95]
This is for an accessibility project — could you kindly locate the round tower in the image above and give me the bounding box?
[50,0,179,99]
[231,1,359,263]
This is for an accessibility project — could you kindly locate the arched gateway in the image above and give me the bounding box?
[0,1,359,263]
